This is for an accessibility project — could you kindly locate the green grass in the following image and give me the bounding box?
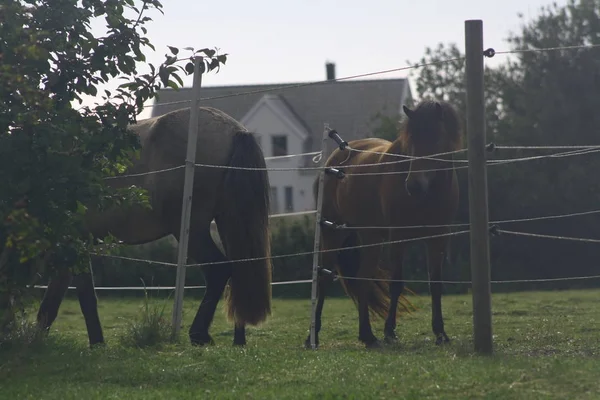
[1,288,600,399]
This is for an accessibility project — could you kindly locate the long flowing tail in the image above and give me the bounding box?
[335,234,394,319]
[219,131,272,326]
[336,241,417,319]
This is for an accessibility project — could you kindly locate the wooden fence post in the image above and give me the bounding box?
[171,56,204,339]
[309,125,332,349]
[465,19,494,355]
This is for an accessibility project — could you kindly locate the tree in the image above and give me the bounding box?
[404,0,600,287]
[0,0,227,331]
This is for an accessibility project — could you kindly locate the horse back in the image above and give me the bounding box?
[318,138,392,226]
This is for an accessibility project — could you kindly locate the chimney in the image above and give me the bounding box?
[326,62,336,81]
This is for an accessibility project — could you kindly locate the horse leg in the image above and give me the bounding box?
[304,269,335,349]
[355,234,384,348]
[383,242,405,344]
[73,260,104,346]
[303,231,353,348]
[37,270,71,334]
[427,237,450,345]
[187,232,234,346]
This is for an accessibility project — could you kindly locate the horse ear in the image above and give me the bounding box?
[435,102,444,119]
[402,105,413,118]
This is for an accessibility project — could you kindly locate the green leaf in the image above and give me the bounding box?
[76,201,88,215]
[167,45,179,55]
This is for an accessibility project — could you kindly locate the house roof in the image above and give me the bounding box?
[150,77,412,153]
[240,94,310,141]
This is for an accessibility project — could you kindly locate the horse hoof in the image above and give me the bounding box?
[89,341,106,349]
[435,333,450,346]
[384,335,398,345]
[190,334,214,346]
[233,339,246,347]
[365,339,383,349]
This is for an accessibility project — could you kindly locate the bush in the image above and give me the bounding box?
[119,283,174,349]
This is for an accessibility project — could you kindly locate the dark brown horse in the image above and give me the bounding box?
[37,106,272,347]
[306,99,463,349]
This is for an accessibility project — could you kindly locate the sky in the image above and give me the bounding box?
[85,0,568,118]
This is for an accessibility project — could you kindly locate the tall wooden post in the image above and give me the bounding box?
[465,19,493,354]
[309,126,332,349]
[171,56,204,339]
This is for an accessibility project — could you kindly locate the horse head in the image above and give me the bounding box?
[400,100,463,199]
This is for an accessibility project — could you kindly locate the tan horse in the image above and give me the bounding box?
[37,106,272,347]
[306,99,463,348]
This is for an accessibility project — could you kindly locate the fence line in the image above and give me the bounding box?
[31,273,600,291]
[328,207,600,230]
[103,150,323,181]
[146,43,600,111]
[102,144,600,181]
[337,274,600,285]
[187,230,470,267]
[268,210,317,218]
[145,58,465,110]
[347,146,469,163]
[195,59,466,103]
[347,146,600,176]
[488,147,600,164]
[33,279,313,291]
[92,207,600,267]
[491,43,600,56]
[497,229,600,245]
[265,151,321,161]
[495,144,600,150]
[90,230,469,269]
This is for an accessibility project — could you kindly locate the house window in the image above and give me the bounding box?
[270,186,279,214]
[284,186,293,212]
[271,135,288,157]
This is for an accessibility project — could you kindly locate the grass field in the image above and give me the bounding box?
[1,288,600,399]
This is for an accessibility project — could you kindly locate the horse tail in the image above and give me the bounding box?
[335,234,418,320]
[219,131,272,326]
[330,234,390,319]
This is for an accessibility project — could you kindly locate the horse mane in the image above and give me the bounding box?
[397,99,463,153]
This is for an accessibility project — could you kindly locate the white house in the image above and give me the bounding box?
[150,63,413,214]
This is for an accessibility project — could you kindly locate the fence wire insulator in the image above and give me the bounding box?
[320,219,346,229]
[483,48,496,58]
[486,142,496,153]
[325,167,345,179]
[318,267,339,281]
[489,224,500,237]
[320,220,335,228]
[328,129,348,150]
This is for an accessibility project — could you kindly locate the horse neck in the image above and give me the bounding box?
[377,137,410,170]
[383,137,408,158]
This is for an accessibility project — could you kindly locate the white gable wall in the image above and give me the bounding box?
[241,97,316,213]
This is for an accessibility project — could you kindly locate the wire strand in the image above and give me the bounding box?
[329,207,600,230]
[32,279,313,291]
[144,58,465,109]
[495,144,600,150]
[494,43,600,55]
[498,229,600,244]
[102,143,600,181]
[336,274,600,285]
[195,58,465,103]
[181,230,470,268]
[347,146,468,163]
